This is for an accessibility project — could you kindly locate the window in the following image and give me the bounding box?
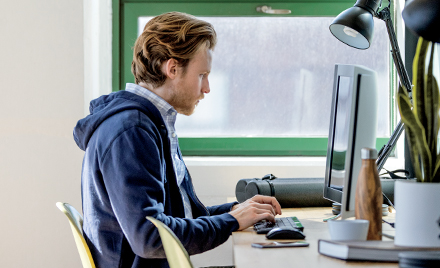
[114,0,393,156]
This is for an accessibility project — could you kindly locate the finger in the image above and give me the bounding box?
[252,207,278,223]
[250,202,276,216]
[254,211,276,223]
[251,206,275,216]
[252,195,282,215]
[268,197,282,215]
[271,198,282,215]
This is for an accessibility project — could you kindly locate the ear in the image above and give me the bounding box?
[163,58,178,79]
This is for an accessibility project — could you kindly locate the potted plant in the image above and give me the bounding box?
[395,37,440,247]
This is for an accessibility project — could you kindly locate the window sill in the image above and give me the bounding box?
[183,156,326,167]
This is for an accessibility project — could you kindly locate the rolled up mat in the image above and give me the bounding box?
[244,178,332,207]
[236,177,396,208]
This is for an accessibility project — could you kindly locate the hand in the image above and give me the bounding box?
[229,195,282,231]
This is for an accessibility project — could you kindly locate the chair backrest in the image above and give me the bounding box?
[146,216,194,268]
[56,202,96,268]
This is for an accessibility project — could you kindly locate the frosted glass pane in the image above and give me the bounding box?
[138,17,390,138]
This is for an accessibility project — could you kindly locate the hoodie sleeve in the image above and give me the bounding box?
[207,202,239,215]
[100,125,239,258]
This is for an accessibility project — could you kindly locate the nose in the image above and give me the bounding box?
[202,78,210,94]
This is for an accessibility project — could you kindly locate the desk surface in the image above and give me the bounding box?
[232,207,397,268]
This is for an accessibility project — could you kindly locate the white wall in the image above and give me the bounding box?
[0,1,84,267]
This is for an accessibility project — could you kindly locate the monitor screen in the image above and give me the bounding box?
[323,64,377,219]
[330,76,353,190]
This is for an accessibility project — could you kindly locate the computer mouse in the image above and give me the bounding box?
[266,227,306,240]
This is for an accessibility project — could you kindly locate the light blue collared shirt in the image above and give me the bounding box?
[125,83,193,219]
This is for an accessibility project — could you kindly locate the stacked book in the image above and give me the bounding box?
[318,240,440,262]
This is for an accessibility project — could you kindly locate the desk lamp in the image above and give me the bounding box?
[329,0,411,171]
[402,0,440,43]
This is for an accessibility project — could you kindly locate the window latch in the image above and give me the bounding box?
[256,5,291,14]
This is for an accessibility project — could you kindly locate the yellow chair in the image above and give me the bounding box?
[147,217,236,268]
[56,202,96,268]
[147,216,194,268]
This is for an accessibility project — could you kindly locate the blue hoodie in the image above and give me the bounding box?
[73,90,239,268]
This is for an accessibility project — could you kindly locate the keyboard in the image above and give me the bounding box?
[253,216,304,234]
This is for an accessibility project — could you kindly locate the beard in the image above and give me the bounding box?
[168,87,202,116]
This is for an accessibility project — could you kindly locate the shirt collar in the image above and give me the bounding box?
[125,83,177,123]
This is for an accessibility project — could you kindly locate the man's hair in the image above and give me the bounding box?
[131,12,217,88]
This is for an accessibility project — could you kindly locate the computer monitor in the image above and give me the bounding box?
[323,64,378,219]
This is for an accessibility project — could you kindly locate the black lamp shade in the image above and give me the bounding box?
[329,6,374,49]
[402,0,440,43]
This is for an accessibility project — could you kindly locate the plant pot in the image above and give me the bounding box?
[394,180,440,247]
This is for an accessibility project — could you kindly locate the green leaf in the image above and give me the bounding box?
[413,38,429,133]
[427,43,439,182]
[434,79,440,140]
[398,86,422,178]
[406,127,423,181]
[395,37,440,182]
[398,85,432,181]
[432,157,440,183]
[425,43,435,150]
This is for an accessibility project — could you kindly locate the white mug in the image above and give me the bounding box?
[327,219,370,241]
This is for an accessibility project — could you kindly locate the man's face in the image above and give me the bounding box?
[169,46,212,116]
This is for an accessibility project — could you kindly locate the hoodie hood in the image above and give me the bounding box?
[73,90,163,151]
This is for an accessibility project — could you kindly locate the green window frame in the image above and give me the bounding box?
[113,0,392,156]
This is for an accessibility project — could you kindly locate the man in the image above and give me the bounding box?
[74,12,281,268]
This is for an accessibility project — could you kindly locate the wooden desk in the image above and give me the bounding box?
[232,207,397,268]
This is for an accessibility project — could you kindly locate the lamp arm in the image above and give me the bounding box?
[375,7,412,172]
[376,121,404,172]
[377,7,412,92]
